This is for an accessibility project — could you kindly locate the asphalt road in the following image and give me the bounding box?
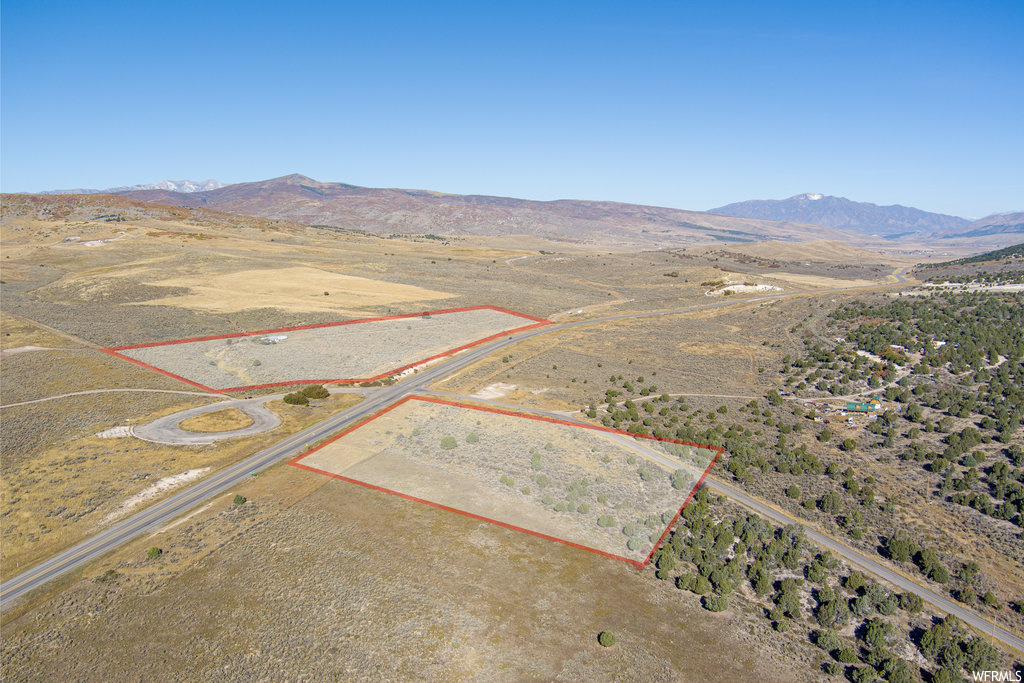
[0,268,918,607]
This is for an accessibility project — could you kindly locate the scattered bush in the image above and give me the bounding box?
[818,491,843,514]
[233,494,246,505]
[96,569,119,583]
[283,391,309,405]
[637,466,657,482]
[815,629,843,652]
[301,384,329,399]
[440,436,457,450]
[898,592,922,613]
[702,594,729,612]
[670,469,691,490]
[598,631,616,647]
[146,547,163,559]
[676,574,695,591]
[845,571,866,592]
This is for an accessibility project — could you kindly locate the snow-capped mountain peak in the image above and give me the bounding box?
[133,179,225,193]
[39,179,225,195]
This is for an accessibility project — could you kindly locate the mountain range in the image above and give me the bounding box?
[112,174,866,248]
[24,175,1023,250]
[947,212,1024,239]
[709,193,972,239]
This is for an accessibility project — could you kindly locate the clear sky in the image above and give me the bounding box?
[2,1,1021,217]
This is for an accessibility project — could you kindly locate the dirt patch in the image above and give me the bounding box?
[469,382,517,400]
[102,468,210,523]
[0,345,53,357]
[178,407,254,433]
[764,272,878,289]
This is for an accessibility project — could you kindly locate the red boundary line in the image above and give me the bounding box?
[99,305,551,394]
[289,395,724,569]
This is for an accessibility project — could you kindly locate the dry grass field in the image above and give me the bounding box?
[123,266,455,314]
[437,293,842,411]
[0,459,818,682]
[177,407,255,432]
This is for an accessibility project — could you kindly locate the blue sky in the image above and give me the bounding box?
[2,1,1021,217]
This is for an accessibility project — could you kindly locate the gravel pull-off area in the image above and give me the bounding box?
[116,307,540,390]
[132,397,281,445]
[298,398,717,562]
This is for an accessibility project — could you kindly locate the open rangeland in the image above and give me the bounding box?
[4,194,978,680]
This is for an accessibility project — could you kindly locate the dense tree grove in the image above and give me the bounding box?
[650,489,1002,680]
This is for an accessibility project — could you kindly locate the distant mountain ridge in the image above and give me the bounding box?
[27,176,1021,250]
[948,212,1024,238]
[41,179,224,195]
[108,173,869,248]
[709,193,970,238]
